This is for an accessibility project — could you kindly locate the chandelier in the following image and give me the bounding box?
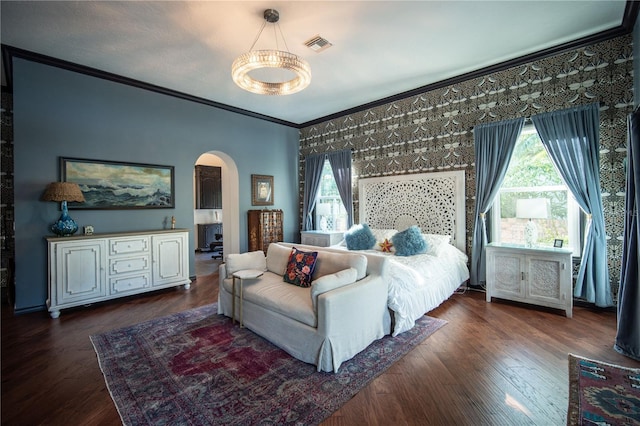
[232,9,311,96]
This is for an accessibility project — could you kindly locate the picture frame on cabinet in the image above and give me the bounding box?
[251,174,274,206]
[61,157,174,209]
[554,239,563,248]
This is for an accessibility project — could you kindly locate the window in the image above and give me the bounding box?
[314,159,348,232]
[491,125,581,255]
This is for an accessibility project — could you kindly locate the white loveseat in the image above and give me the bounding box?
[218,242,390,372]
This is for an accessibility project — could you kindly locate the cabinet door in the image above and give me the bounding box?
[525,254,565,304]
[247,211,261,252]
[53,240,107,305]
[489,250,525,299]
[152,233,189,286]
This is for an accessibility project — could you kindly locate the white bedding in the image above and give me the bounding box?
[332,242,469,336]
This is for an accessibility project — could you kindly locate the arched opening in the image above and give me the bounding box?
[194,151,239,276]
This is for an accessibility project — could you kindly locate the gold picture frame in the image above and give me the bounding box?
[251,174,274,206]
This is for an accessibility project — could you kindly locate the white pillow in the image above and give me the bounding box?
[422,234,452,256]
[266,243,292,274]
[370,228,398,251]
[225,250,266,278]
[310,267,358,312]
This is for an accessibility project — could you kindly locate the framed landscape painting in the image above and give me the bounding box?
[61,157,175,209]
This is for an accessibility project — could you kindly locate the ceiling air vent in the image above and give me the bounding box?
[304,35,332,53]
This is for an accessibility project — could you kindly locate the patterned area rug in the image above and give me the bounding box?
[567,354,640,425]
[91,304,446,426]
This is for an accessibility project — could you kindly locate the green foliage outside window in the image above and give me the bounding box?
[497,129,571,245]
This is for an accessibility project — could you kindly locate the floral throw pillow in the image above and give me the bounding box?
[283,247,318,287]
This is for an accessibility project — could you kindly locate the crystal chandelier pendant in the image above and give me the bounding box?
[232,9,311,96]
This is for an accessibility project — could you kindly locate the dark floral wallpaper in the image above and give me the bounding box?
[300,34,633,301]
[1,90,14,304]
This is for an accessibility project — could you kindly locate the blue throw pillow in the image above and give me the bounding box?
[344,223,376,250]
[392,225,428,256]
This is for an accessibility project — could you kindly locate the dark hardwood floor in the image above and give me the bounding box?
[2,271,638,425]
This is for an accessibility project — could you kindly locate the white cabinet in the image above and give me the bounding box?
[52,239,107,308]
[151,232,189,286]
[300,231,344,247]
[485,242,573,318]
[47,229,191,318]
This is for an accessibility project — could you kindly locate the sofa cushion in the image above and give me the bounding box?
[225,250,266,278]
[283,247,318,287]
[310,267,358,312]
[241,273,316,327]
[344,223,376,250]
[266,242,292,274]
[312,250,367,281]
[392,225,427,256]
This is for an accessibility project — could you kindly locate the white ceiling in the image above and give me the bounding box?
[0,1,630,126]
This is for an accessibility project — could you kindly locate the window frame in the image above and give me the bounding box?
[312,158,349,232]
[490,125,582,256]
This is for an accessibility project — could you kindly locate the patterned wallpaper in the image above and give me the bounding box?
[299,34,633,300]
[1,91,14,304]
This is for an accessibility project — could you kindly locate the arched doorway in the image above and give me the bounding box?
[194,151,239,276]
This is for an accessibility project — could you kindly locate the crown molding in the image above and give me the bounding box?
[0,44,299,128]
[2,1,638,129]
[300,1,640,128]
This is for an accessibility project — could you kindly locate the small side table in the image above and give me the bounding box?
[231,269,264,327]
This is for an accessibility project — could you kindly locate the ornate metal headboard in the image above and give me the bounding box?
[358,171,466,252]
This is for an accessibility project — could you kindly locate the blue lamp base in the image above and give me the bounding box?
[51,201,79,237]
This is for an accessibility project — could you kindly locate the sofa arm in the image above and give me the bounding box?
[363,254,388,278]
[225,250,266,278]
[317,273,390,337]
[310,268,358,312]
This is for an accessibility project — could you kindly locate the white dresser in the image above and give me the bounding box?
[485,242,573,317]
[46,229,191,318]
[300,231,344,247]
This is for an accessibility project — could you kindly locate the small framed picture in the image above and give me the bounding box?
[251,174,274,206]
[84,225,94,236]
[553,239,563,248]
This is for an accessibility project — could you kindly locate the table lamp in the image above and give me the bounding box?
[41,182,85,236]
[516,198,549,247]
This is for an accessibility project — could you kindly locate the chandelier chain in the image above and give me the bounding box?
[248,20,268,52]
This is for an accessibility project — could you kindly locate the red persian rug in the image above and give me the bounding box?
[91,304,446,426]
[567,354,640,425]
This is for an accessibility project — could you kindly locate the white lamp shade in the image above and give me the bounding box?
[516,198,549,219]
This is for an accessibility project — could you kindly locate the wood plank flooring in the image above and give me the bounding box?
[2,271,638,425]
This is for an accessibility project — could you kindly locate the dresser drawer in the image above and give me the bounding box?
[108,255,150,276]
[109,236,150,256]
[109,273,151,295]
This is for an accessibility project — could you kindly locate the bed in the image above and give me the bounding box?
[342,171,469,336]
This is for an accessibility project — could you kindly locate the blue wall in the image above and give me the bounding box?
[12,58,300,313]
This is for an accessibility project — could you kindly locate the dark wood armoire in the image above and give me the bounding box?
[247,209,283,253]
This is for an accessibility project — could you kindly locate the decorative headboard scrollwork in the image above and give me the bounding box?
[358,171,466,252]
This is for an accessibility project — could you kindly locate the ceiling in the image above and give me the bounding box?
[0,1,633,127]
